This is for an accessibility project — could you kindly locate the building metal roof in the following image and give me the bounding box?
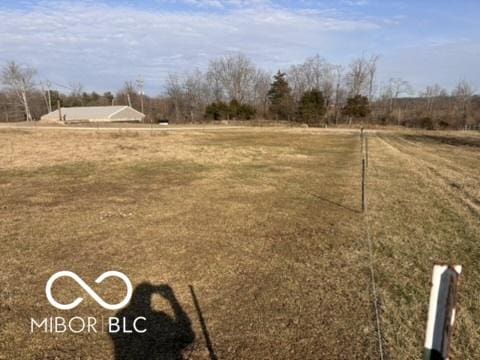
[41,106,145,121]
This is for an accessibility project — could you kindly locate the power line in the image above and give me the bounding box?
[48,81,75,91]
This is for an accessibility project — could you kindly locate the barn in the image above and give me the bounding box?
[40,106,145,123]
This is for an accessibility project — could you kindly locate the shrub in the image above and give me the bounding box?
[205,100,256,120]
[342,95,371,119]
[205,102,230,120]
[298,89,326,124]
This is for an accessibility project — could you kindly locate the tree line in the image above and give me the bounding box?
[1,54,479,129]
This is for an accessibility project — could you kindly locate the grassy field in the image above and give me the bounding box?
[0,127,479,359]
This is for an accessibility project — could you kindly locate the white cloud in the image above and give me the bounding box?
[341,0,369,6]
[9,0,479,95]
[160,0,273,9]
[0,1,384,93]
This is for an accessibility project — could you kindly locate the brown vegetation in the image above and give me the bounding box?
[1,127,479,358]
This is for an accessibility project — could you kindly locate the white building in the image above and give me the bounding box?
[40,106,145,123]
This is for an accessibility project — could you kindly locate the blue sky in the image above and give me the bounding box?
[0,0,479,95]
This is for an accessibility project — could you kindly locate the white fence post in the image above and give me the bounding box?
[424,264,462,360]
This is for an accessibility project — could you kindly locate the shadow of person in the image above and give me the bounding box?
[110,283,195,360]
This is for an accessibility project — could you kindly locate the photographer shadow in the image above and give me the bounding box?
[110,283,195,360]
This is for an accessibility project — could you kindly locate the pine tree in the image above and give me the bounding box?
[268,71,294,120]
[342,95,371,122]
[205,99,256,120]
[298,89,326,124]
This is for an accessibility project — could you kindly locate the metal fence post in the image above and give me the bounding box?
[366,134,369,169]
[361,127,364,155]
[362,158,366,212]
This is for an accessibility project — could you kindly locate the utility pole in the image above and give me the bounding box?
[40,81,52,113]
[57,100,62,122]
[46,80,52,113]
[136,76,145,114]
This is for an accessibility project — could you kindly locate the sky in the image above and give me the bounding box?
[0,0,479,95]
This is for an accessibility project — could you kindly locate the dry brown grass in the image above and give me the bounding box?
[0,127,478,359]
[368,131,480,359]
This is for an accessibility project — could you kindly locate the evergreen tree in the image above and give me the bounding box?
[298,89,326,124]
[268,71,294,120]
[228,99,256,120]
[205,99,256,120]
[342,95,371,121]
[205,101,230,120]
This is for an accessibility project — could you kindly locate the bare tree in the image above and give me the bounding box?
[1,61,36,121]
[65,81,84,106]
[345,55,379,99]
[332,65,346,125]
[206,53,258,103]
[287,55,336,104]
[287,63,308,103]
[122,81,136,108]
[69,82,83,97]
[378,78,413,124]
[183,70,211,121]
[420,84,446,116]
[158,52,480,129]
[452,79,475,129]
[252,69,271,117]
[366,55,380,100]
[165,74,184,122]
[382,78,413,112]
[205,64,223,103]
[345,57,369,97]
[164,70,211,122]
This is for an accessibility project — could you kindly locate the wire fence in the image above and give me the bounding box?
[362,130,386,359]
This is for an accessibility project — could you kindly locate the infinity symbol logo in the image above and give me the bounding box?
[46,271,133,310]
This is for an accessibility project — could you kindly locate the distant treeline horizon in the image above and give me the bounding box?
[1,53,479,130]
